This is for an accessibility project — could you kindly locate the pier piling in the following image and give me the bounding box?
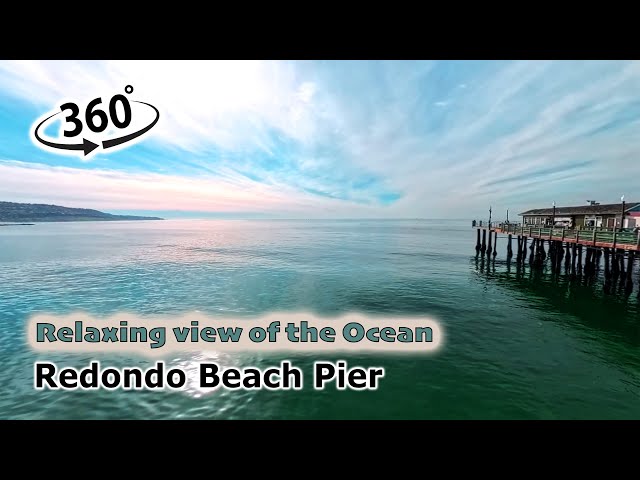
[603,248,611,279]
[604,249,612,294]
[577,245,583,276]
[556,241,564,273]
[626,251,634,292]
[529,240,534,266]
[473,223,639,294]
[481,229,487,254]
[585,248,593,276]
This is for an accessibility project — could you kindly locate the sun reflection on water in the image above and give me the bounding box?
[169,350,238,399]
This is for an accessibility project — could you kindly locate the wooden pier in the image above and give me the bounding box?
[493,224,640,252]
[472,222,640,296]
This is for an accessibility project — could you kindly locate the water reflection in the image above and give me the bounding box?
[470,249,640,350]
[170,351,237,399]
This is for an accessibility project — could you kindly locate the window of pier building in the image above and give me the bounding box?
[584,215,603,228]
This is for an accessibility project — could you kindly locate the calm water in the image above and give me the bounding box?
[1,219,639,419]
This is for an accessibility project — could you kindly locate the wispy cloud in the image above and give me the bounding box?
[0,60,639,218]
[0,160,392,218]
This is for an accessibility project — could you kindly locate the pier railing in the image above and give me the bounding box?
[494,224,640,249]
[475,220,636,233]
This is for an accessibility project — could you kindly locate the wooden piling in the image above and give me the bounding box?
[481,229,486,254]
[532,239,542,269]
[612,248,619,277]
[493,231,497,257]
[577,244,583,275]
[585,248,592,276]
[487,229,493,256]
[637,252,640,298]
[476,229,481,252]
[556,241,564,273]
[507,234,513,258]
[603,248,611,279]
[626,251,634,290]
[604,248,612,294]
[521,236,527,263]
[529,239,535,265]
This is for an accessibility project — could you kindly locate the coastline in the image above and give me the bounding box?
[0,219,163,226]
[0,201,164,224]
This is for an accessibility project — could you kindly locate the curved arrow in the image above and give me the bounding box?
[102,101,160,150]
[33,112,99,156]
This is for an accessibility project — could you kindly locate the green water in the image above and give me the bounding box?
[0,219,639,419]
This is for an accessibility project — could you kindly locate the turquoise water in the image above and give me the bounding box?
[1,219,639,419]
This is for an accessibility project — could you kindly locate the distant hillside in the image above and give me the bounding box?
[0,201,163,222]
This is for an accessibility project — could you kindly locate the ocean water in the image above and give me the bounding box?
[1,219,639,419]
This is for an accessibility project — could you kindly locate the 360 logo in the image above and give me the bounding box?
[30,85,159,158]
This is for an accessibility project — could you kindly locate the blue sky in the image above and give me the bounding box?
[0,60,639,219]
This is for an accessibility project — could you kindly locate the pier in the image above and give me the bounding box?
[472,222,640,296]
[492,224,640,252]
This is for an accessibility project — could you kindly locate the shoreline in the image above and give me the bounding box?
[0,219,163,225]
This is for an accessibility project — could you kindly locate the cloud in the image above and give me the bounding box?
[0,60,320,153]
[0,160,393,218]
[0,60,639,219]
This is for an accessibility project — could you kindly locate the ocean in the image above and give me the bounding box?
[1,219,639,419]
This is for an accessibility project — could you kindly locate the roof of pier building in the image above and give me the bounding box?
[520,202,640,217]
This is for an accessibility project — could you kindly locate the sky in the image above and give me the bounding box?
[0,60,639,220]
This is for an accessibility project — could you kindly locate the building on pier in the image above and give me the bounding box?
[520,202,640,229]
